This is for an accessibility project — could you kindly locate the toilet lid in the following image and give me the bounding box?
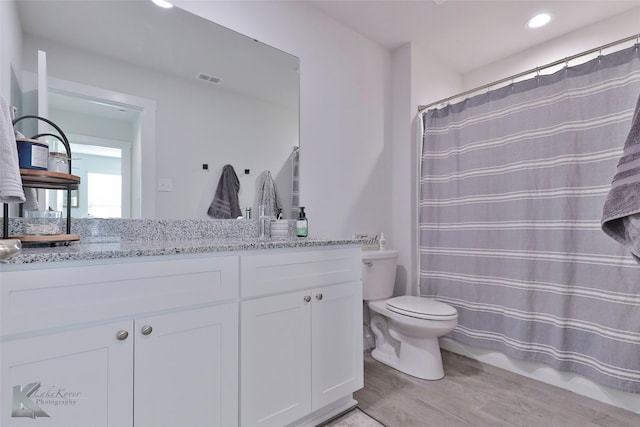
[386,296,458,320]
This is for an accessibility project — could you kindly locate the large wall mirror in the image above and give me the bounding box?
[3,0,300,219]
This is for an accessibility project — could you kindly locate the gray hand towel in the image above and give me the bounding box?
[207,164,242,219]
[257,170,280,218]
[602,92,640,262]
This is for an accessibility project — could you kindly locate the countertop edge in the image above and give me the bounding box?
[0,238,364,266]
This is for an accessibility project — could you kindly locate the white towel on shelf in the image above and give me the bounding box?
[0,95,25,204]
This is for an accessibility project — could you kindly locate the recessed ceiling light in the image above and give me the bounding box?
[527,12,552,29]
[151,0,173,9]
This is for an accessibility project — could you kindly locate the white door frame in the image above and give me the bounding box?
[47,76,157,218]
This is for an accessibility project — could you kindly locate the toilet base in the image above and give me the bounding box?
[371,337,445,380]
[369,313,446,380]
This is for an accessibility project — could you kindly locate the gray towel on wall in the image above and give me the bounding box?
[602,92,640,263]
[257,170,280,218]
[207,164,242,219]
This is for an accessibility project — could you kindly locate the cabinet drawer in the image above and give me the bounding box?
[241,247,361,298]
[1,255,239,336]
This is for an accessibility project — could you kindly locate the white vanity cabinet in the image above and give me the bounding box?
[2,319,134,426]
[133,303,238,427]
[0,243,363,427]
[240,247,363,427]
[0,255,239,427]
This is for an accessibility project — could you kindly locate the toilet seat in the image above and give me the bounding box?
[386,296,458,321]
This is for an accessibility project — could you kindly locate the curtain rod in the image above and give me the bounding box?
[417,33,640,113]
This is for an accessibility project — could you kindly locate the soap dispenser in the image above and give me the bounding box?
[296,207,308,237]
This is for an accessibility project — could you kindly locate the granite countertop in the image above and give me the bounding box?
[0,237,362,265]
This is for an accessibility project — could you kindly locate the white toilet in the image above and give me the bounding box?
[363,249,458,380]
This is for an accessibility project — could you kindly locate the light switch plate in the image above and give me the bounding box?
[158,178,173,192]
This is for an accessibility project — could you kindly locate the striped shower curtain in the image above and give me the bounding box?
[420,44,640,392]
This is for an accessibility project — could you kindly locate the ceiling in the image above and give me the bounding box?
[305,0,640,74]
[17,1,640,82]
[14,0,640,119]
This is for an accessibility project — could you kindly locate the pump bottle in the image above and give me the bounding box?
[296,207,308,237]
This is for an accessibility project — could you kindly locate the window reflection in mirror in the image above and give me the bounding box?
[87,172,123,218]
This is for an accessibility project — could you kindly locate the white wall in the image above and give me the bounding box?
[0,0,22,107]
[0,0,6,97]
[391,43,462,296]
[0,0,23,219]
[463,8,640,90]
[390,45,414,296]
[177,1,392,238]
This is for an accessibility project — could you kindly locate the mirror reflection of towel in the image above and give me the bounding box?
[257,171,280,218]
[207,164,241,219]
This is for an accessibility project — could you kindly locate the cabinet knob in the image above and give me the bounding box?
[315,293,323,301]
[304,295,311,303]
[116,330,129,341]
[141,325,153,336]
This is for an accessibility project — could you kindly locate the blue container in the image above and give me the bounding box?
[16,138,49,170]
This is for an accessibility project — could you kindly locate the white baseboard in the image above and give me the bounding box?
[285,395,357,427]
[440,338,640,414]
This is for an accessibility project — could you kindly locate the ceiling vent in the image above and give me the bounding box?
[196,72,222,84]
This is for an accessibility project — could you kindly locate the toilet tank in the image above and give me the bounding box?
[362,249,399,301]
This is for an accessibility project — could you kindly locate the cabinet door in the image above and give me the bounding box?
[133,303,238,427]
[241,291,312,427]
[311,281,364,410]
[1,321,133,427]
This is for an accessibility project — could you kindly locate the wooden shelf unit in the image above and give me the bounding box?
[4,115,80,245]
[2,170,81,245]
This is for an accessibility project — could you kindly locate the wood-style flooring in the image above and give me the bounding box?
[354,350,640,427]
